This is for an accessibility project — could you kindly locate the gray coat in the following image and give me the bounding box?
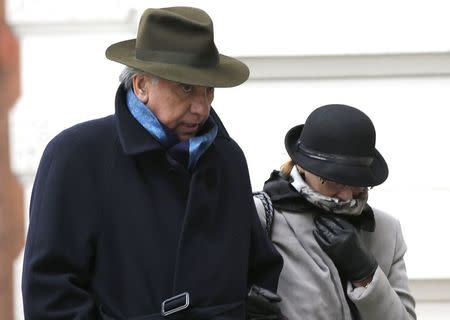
[254,198,416,320]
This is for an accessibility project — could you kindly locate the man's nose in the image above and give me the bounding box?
[190,88,211,115]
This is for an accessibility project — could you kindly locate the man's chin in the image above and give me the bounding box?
[177,126,202,141]
[177,132,196,142]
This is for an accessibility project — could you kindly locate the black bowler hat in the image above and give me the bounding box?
[285,104,389,187]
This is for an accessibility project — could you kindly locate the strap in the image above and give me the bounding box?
[99,301,243,319]
[253,191,274,238]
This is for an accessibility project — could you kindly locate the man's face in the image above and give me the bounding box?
[134,75,214,141]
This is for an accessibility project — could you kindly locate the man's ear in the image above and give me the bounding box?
[132,75,150,104]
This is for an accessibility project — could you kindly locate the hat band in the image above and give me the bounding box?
[136,48,219,68]
[297,141,374,166]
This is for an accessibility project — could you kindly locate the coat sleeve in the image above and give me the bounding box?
[247,196,283,292]
[22,133,100,319]
[346,219,417,320]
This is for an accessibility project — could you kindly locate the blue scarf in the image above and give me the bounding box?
[127,89,218,170]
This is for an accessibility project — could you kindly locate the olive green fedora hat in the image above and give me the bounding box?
[106,6,249,87]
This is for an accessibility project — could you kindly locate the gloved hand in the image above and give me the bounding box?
[313,214,377,282]
[246,285,287,320]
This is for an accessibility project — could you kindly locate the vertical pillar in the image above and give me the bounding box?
[0,0,24,319]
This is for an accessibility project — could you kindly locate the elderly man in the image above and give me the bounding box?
[22,7,282,320]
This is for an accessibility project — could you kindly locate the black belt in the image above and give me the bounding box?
[100,292,244,320]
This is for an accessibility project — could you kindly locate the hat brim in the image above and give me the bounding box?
[106,39,249,88]
[285,125,389,187]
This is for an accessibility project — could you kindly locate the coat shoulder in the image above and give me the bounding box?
[371,208,402,234]
[53,115,115,146]
[36,115,118,180]
[45,115,116,158]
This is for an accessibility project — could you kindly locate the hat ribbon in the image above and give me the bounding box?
[297,141,373,166]
[136,48,219,68]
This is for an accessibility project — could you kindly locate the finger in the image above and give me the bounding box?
[314,219,336,241]
[313,229,331,247]
[327,215,354,230]
[314,216,329,234]
[315,215,341,235]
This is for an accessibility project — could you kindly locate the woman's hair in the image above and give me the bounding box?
[280,159,296,177]
[119,66,159,89]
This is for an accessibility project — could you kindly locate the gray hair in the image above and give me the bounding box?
[119,67,159,90]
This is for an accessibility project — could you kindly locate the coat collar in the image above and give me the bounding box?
[115,84,163,155]
[114,84,230,155]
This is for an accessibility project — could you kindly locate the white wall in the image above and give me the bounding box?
[8,0,450,319]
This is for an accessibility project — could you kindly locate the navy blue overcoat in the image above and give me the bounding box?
[22,85,282,319]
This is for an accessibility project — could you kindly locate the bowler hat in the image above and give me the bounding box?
[285,104,388,187]
[106,7,249,87]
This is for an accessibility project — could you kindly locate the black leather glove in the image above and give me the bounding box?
[313,214,377,282]
[246,285,286,320]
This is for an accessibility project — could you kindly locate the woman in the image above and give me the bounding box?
[254,104,416,320]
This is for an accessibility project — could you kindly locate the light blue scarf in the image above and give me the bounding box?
[126,89,218,170]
